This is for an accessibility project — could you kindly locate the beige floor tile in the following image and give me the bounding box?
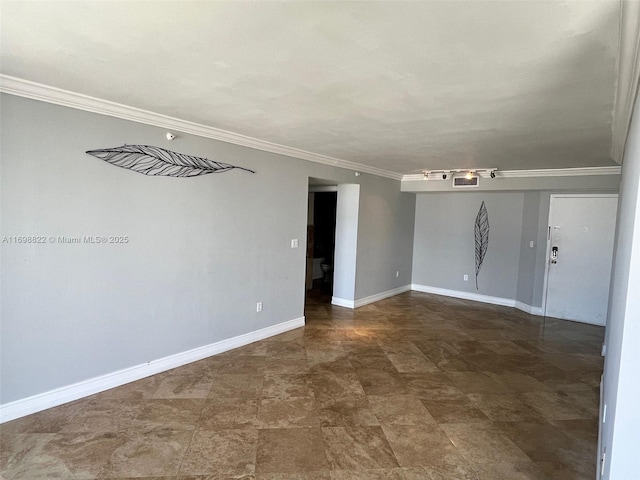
[99,427,192,478]
[0,400,87,435]
[262,374,315,400]
[198,397,260,429]
[518,391,593,420]
[257,472,329,480]
[179,428,257,477]
[322,426,398,470]
[330,468,406,479]
[132,398,205,430]
[1,432,120,480]
[472,461,549,480]
[403,465,479,480]
[307,351,356,374]
[152,375,213,399]
[467,394,544,422]
[3,292,603,480]
[208,374,264,399]
[439,422,530,465]
[311,373,367,400]
[385,353,440,373]
[382,424,461,467]
[317,396,380,427]
[496,420,594,475]
[256,428,328,474]
[367,395,436,425]
[355,369,409,396]
[258,397,320,428]
[420,399,489,424]
[445,372,511,394]
[60,399,142,434]
[401,373,466,401]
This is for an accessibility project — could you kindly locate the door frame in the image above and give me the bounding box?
[542,193,619,320]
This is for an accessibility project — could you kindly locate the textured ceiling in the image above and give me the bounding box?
[0,1,621,175]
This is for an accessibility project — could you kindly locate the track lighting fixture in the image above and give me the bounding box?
[421,168,498,181]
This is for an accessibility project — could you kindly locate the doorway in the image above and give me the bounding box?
[543,194,618,325]
[306,185,337,303]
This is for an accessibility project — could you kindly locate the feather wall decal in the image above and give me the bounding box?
[86,144,255,177]
[474,201,489,290]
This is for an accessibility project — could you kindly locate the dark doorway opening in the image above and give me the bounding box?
[306,190,337,304]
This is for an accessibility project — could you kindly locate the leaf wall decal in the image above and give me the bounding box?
[474,200,489,290]
[86,144,255,177]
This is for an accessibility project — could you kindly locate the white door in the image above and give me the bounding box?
[544,194,618,325]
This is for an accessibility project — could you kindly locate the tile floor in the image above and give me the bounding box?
[0,291,604,479]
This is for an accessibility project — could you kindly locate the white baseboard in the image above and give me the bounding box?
[411,284,516,307]
[332,285,411,309]
[331,296,355,308]
[354,285,411,308]
[410,284,544,317]
[0,316,305,423]
[514,300,544,316]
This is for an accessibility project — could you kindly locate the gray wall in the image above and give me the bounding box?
[412,189,619,309]
[515,192,542,306]
[355,175,415,299]
[411,192,524,300]
[0,94,415,404]
[601,93,640,478]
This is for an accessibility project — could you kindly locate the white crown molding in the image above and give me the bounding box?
[402,165,622,182]
[0,75,403,181]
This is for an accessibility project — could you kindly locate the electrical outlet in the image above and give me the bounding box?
[396,270,399,277]
[256,302,263,312]
[464,274,469,281]
[529,240,534,248]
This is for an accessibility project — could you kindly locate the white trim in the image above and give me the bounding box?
[332,285,411,309]
[411,284,516,307]
[402,166,622,182]
[514,300,544,316]
[354,285,412,308]
[610,0,640,163]
[0,75,402,181]
[0,316,305,423]
[331,296,355,308]
[412,284,545,316]
[497,167,621,178]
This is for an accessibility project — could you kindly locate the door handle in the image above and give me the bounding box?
[551,246,558,264]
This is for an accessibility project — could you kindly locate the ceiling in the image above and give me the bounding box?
[0,1,622,177]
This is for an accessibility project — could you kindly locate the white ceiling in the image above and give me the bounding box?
[0,1,621,176]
